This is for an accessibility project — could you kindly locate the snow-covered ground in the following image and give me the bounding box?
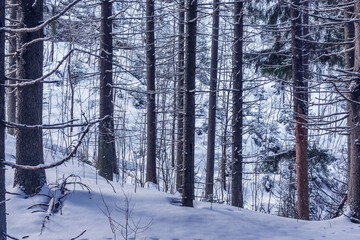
[4,134,360,240]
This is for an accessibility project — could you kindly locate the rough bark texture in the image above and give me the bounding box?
[14,0,46,195]
[302,0,309,104]
[182,0,197,207]
[348,0,360,221]
[98,0,117,181]
[205,0,220,199]
[344,2,355,73]
[291,0,309,220]
[6,0,17,136]
[176,0,185,193]
[0,0,6,237]
[231,0,244,208]
[145,0,157,184]
[344,0,355,182]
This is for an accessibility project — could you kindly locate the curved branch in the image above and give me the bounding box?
[2,125,89,170]
[0,0,82,33]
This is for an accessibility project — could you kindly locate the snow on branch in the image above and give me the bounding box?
[3,115,109,130]
[0,0,82,33]
[2,125,89,170]
[1,116,109,170]
[4,49,74,88]
[3,118,78,129]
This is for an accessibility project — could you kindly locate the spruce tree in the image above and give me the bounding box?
[98,0,117,181]
[14,0,46,195]
[182,0,197,207]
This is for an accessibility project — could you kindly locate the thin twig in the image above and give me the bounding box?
[70,230,87,240]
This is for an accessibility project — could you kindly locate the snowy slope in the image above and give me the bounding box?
[4,134,360,240]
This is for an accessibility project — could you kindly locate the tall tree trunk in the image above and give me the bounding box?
[344,1,355,71]
[302,0,309,105]
[205,0,220,200]
[176,0,185,193]
[231,0,244,208]
[145,0,157,184]
[221,83,231,195]
[348,0,360,222]
[6,0,17,136]
[0,0,6,237]
[98,0,117,180]
[344,0,355,184]
[291,0,309,220]
[171,63,176,169]
[14,0,46,195]
[182,0,197,207]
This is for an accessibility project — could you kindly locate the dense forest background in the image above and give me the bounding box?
[1,0,360,238]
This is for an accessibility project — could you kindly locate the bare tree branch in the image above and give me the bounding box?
[0,0,82,33]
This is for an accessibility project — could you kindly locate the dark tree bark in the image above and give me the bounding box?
[343,0,355,181]
[231,0,244,208]
[0,0,6,238]
[205,0,220,200]
[14,0,46,195]
[145,0,157,184]
[348,0,360,222]
[221,87,231,194]
[182,0,197,207]
[98,0,117,181]
[291,0,309,220]
[302,0,309,104]
[344,1,355,72]
[176,0,185,193]
[171,75,176,169]
[6,0,17,136]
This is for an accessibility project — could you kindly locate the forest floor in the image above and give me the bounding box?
[4,134,360,240]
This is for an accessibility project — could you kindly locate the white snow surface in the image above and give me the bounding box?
[4,134,360,240]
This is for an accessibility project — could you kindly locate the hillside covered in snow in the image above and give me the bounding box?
[4,134,360,240]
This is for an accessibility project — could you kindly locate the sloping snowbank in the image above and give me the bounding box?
[4,134,360,240]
